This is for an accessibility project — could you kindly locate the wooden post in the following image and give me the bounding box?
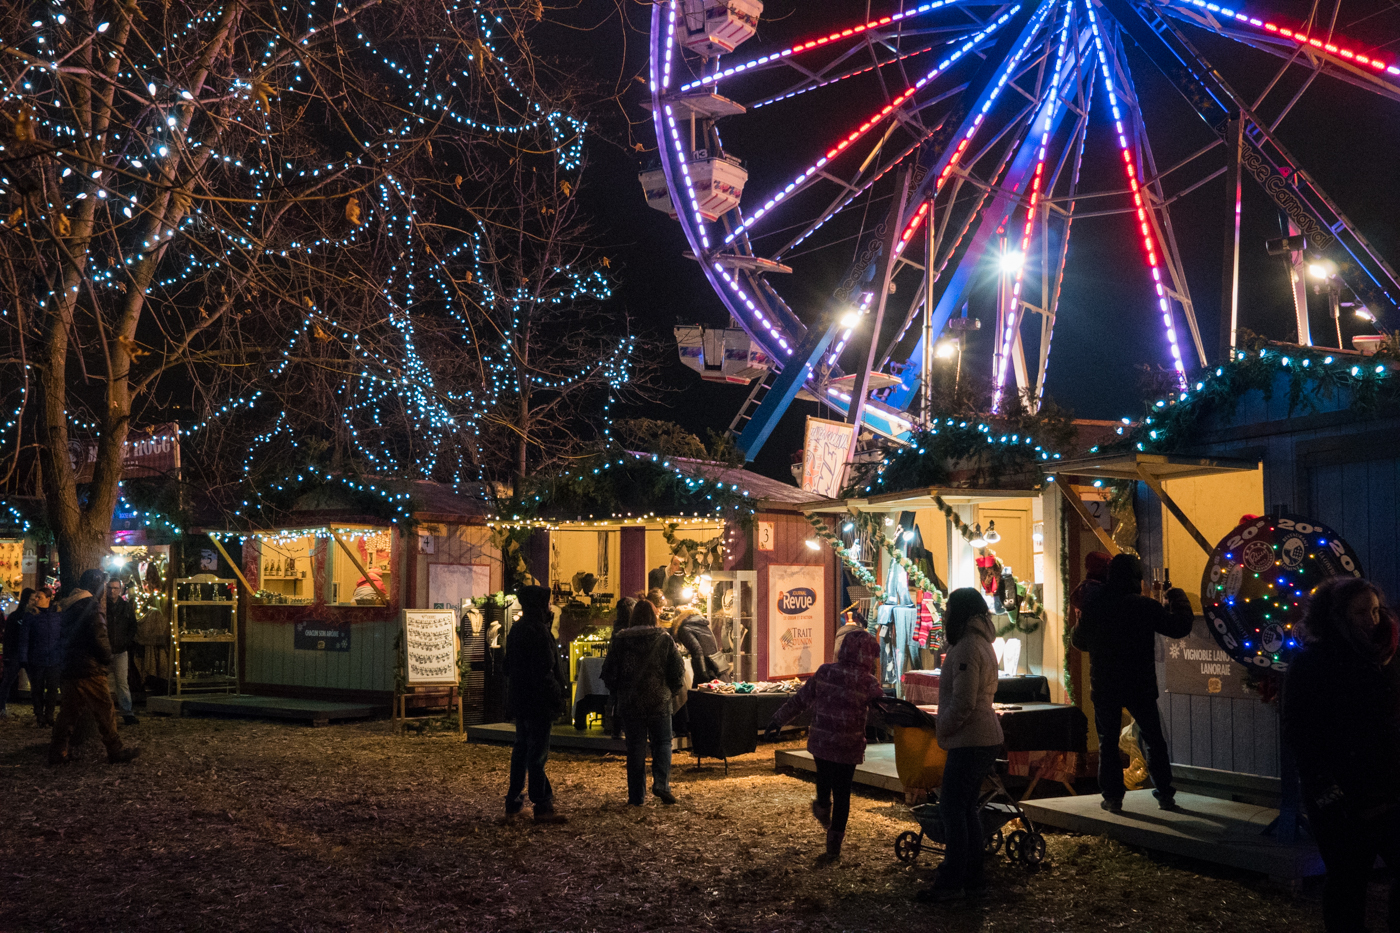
[205,533,254,593]
[1135,466,1216,558]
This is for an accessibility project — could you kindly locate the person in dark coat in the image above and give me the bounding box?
[1283,576,1400,933]
[648,557,686,607]
[602,598,685,806]
[50,569,139,766]
[765,629,883,865]
[1069,551,1111,623]
[23,586,61,725]
[1072,553,1192,812]
[607,597,637,739]
[673,605,724,685]
[503,585,567,823]
[0,587,33,718]
[105,578,140,725]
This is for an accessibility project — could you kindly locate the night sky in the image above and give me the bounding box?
[561,0,1400,481]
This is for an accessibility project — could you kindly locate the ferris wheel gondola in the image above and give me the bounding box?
[644,0,1400,459]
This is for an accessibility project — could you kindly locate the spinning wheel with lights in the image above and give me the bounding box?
[644,0,1400,458]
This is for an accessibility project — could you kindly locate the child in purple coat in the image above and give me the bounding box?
[766,629,883,864]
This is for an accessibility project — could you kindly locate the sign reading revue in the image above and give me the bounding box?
[402,609,459,685]
[768,564,825,678]
[1160,617,1253,699]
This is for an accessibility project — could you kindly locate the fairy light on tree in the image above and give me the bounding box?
[0,0,649,578]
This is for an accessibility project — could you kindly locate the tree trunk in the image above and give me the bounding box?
[51,523,111,593]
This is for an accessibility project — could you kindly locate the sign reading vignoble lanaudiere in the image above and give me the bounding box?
[402,609,459,686]
[768,564,825,678]
[1161,616,1254,699]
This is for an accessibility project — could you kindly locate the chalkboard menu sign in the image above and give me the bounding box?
[402,609,459,685]
[294,619,350,652]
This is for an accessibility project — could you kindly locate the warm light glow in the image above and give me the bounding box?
[698,575,714,597]
[1356,307,1376,322]
[999,250,1025,273]
[840,310,862,329]
[804,539,821,551]
[935,340,956,359]
[1308,261,1336,280]
[681,586,696,601]
[984,520,1001,544]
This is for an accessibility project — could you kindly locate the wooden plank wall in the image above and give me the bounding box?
[244,614,398,694]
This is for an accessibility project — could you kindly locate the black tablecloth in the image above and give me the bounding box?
[992,702,1087,753]
[993,675,1051,704]
[686,690,805,761]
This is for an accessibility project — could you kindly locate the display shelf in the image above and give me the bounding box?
[172,575,239,696]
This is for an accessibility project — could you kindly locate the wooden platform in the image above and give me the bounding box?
[147,694,379,726]
[467,721,688,754]
[775,744,904,793]
[1020,790,1323,880]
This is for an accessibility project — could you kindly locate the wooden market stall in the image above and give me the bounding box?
[205,479,502,716]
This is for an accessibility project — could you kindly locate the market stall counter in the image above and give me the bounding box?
[901,671,1051,706]
[687,683,807,769]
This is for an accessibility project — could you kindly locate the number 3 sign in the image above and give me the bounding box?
[757,521,774,552]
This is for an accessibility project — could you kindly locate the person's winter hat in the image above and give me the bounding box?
[516,585,551,621]
[1084,551,1112,581]
[1107,553,1144,589]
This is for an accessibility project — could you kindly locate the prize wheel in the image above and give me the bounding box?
[646,1,1400,444]
[1200,514,1363,673]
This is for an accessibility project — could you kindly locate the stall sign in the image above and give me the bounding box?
[768,564,825,677]
[71,422,181,482]
[21,545,36,574]
[1161,617,1253,699]
[294,618,351,652]
[801,417,855,499]
[402,609,459,685]
[757,522,774,552]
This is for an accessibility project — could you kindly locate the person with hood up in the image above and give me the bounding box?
[23,586,61,725]
[503,585,568,823]
[602,598,685,806]
[1072,553,1192,813]
[916,587,1005,903]
[1070,551,1111,624]
[1283,576,1400,933]
[832,611,866,658]
[673,603,725,686]
[764,628,883,865]
[50,569,140,765]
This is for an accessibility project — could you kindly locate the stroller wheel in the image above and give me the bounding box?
[895,830,923,864]
[1005,829,1027,862]
[1020,832,1047,866]
[984,829,1004,855]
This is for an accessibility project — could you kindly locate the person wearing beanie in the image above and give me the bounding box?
[764,628,884,866]
[1072,553,1192,813]
[504,585,568,824]
[916,587,1004,903]
[50,569,140,766]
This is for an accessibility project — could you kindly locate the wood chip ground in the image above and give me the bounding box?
[0,713,1360,932]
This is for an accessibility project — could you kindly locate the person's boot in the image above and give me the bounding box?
[107,747,140,764]
[533,805,568,825]
[811,801,832,829]
[652,785,677,806]
[815,830,844,866]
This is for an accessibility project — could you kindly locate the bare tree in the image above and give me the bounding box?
[0,0,647,579]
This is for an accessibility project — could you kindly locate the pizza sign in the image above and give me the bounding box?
[1200,514,1362,673]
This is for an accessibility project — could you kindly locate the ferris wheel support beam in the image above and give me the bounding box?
[1102,0,1400,338]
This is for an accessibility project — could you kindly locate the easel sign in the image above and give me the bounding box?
[398,609,463,732]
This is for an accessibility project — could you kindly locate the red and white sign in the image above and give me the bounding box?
[71,423,181,482]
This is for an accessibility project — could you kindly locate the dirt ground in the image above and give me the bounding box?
[0,711,1348,933]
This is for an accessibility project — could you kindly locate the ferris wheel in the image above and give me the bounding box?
[643,0,1400,458]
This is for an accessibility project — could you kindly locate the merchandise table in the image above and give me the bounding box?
[901,671,1051,706]
[916,700,1089,799]
[686,689,805,767]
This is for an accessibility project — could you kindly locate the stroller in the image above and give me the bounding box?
[874,696,1047,867]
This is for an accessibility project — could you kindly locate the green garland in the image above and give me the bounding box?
[1120,340,1399,455]
[661,523,726,577]
[805,512,885,602]
[853,511,946,609]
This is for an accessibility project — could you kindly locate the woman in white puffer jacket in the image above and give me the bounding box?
[919,587,1005,903]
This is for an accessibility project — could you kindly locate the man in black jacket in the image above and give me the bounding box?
[49,569,140,766]
[1072,554,1192,812]
[504,585,567,824]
